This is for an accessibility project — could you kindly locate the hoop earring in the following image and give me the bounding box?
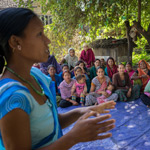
[17,45,21,51]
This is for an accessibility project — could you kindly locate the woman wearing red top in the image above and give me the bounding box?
[80,43,95,68]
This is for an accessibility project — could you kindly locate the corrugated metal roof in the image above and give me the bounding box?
[90,38,128,49]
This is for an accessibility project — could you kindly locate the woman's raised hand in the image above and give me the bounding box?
[87,101,116,114]
[70,111,115,143]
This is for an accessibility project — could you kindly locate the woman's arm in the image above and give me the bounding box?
[90,83,96,92]
[41,110,115,150]
[58,101,116,128]
[1,101,115,150]
[1,109,31,150]
[126,73,132,89]
[60,58,66,65]
[131,72,141,80]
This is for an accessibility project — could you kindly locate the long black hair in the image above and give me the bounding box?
[0,8,37,74]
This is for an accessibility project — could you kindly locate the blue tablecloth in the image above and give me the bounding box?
[58,99,150,150]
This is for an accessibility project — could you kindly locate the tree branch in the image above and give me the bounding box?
[133,21,150,46]
[147,24,150,34]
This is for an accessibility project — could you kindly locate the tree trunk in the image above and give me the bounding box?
[125,21,133,64]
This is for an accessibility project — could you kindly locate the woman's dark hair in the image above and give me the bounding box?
[0,8,37,74]
[107,57,115,64]
[47,64,56,71]
[62,70,71,77]
[118,63,125,67]
[76,60,86,67]
[94,58,101,63]
[61,63,69,69]
[126,62,132,67]
[96,66,104,72]
[74,66,82,72]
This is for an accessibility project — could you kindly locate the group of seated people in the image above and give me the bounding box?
[34,44,150,108]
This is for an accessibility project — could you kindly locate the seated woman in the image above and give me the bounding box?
[105,57,118,81]
[59,71,78,108]
[73,66,91,92]
[125,62,135,85]
[113,64,140,102]
[140,80,150,107]
[85,67,118,106]
[76,60,88,75]
[40,54,62,75]
[60,48,78,70]
[101,58,106,69]
[47,65,61,105]
[131,60,150,92]
[80,43,95,68]
[90,59,101,81]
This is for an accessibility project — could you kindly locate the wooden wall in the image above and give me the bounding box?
[93,44,128,64]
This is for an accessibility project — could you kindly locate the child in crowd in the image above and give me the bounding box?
[71,74,87,106]
[97,84,115,104]
[59,70,77,108]
[59,64,73,82]
[73,66,91,92]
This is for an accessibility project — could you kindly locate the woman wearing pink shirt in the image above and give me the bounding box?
[59,70,78,107]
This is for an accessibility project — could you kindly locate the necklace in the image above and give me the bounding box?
[6,66,45,96]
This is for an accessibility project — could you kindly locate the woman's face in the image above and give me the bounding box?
[83,45,88,51]
[75,68,82,77]
[79,63,84,68]
[94,60,100,68]
[118,65,125,74]
[62,66,69,72]
[97,68,104,78]
[108,59,114,67]
[18,17,50,63]
[69,50,75,57]
[63,72,71,81]
[140,61,146,69]
[126,64,132,72]
[48,67,56,76]
[101,59,105,65]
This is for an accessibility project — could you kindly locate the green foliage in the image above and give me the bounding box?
[44,25,82,62]
[134,36,148,50]
[15,0,150,60]
[132,51,150,67]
